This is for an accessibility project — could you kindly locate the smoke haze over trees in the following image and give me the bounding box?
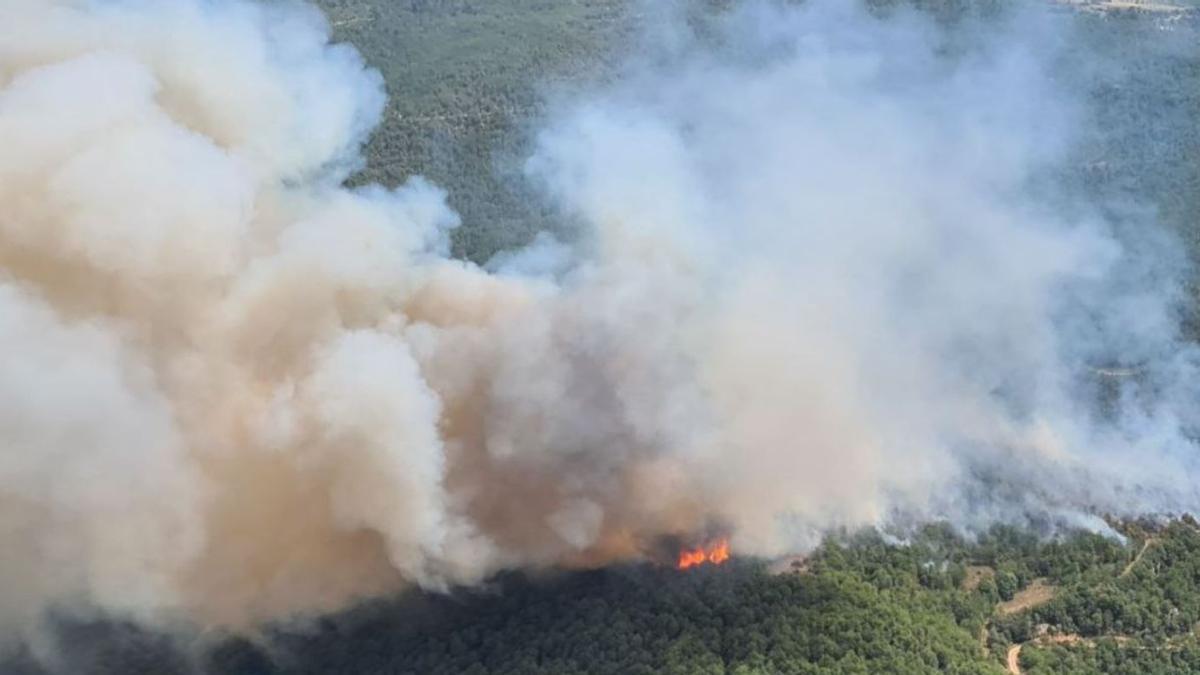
[2,0,1200,672]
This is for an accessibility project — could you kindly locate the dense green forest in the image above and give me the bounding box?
[8,519,1200,674]
[313,0,632,259]
[262,519,1200,675]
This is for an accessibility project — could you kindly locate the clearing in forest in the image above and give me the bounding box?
[962,565,995,591]
[997,578,1057,616]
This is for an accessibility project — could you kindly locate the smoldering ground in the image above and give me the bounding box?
[1,0,1199,664]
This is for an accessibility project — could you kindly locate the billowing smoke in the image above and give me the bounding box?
[1,0,1198,647]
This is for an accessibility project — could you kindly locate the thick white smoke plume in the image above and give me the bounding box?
[1,0,1198,642]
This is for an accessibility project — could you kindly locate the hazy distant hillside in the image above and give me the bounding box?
[313,0,631,260]
[315,0,1200,271]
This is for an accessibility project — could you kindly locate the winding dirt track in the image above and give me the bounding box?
[1006,644,1023,674]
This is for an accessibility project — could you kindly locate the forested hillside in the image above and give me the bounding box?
[9,520,1200,674]
[312,0,631,259]
[311,0,1200,266]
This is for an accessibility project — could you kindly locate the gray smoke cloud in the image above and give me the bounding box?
[1,0,1198,649]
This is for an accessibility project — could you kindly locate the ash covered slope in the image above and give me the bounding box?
[1,0,1200,664]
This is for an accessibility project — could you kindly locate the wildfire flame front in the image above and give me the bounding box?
[677,539,730,570]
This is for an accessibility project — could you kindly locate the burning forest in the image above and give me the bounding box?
[676,539,732,570]
[3,0,1200,671]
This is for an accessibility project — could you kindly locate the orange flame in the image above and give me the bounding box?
[676,539,730,569]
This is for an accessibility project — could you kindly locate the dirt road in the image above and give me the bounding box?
[1006,644,1022,674]
[1120,538,1156,578]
